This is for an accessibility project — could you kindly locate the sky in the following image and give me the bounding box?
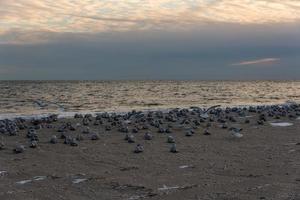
[0,0,300,80]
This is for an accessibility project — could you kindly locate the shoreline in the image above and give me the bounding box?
[0,101,299,121]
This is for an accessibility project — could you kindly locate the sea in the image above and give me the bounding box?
[0,81,300,119]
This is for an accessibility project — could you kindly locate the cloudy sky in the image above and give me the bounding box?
[0,0,300,80]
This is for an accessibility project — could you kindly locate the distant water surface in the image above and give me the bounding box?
[0,81,300,118]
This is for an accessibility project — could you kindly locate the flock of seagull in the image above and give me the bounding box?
[0,103,299,154]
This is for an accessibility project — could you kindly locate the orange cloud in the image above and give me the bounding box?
[1,0,300,44]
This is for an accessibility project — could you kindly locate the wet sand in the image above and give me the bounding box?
[0,108,299,200]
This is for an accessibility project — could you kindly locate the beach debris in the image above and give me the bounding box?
[158,184,198,192]
[14,144,25,154]
[170,144,178,153]
[128,195,151,200]
[16,180,32,185]
[251,184,271,191]
[167,135,175,143]
[72,178,88,184]
[158,185,179,191]
[16,176,47,185]
[284,142,299,146]
[109,182,157,198]
[288,149,296,153]
[179,165,194,169]
[120,166,139,171]
[50,135,58,144]
[134,144,144,153]
[144,132,153,140]
[269,122,293,127]
[33,176,47,181]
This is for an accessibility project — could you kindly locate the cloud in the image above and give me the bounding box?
[232,58,280,66]
[1,0,300,44]
[0,27,299,80]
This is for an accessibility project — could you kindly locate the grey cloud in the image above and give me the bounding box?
[0,23,299,80]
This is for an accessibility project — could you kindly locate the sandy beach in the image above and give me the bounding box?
[2,0,300,199]
[0,106,299,200]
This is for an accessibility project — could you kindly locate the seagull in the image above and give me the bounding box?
[170,143,178,153]
[134,144,144,153]
[200,105,221,119]
[229,127,243,138]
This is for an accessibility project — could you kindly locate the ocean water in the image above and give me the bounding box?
[0,81,300,119]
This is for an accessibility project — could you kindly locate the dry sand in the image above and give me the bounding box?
[0,113,299,200]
